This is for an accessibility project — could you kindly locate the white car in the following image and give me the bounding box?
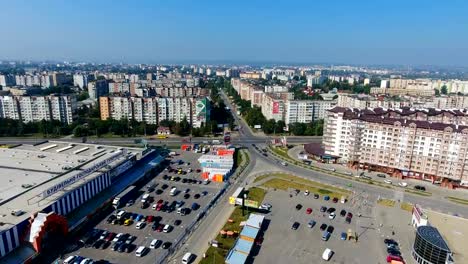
[398,182,408,187]
[281,162,288,166]
[152,203,157,210]
[259,203,272,210]
[163,224,172,233]
[322,248,334,261]
[150,239,161,249]
[80,258,93,264]
[328,212,336,220]
[113,233,124,242]
[384,179,392,184]
[304,190,310,196]
[136,221,146,229]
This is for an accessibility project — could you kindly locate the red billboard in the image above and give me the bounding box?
[272,101,280,114]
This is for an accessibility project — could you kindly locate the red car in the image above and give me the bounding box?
[332,197,339,203]
[386,255,403,263]
[105,232,115,242]
[347,212,353,218]
[156,203,163,211]
[306,208,313,214]
[156,224,164,232]
[196,169,201,173]
[146,215,154,222]
[157,199,164,204]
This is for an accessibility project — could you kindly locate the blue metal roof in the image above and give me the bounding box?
[225,249,248,264]
[240,226,259,239]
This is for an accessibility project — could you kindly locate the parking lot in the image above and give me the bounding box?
[62,150,224,264]
[253,189,386,264]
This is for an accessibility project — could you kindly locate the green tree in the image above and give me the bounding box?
[73,125,88,137]
[441,85,448,95]
[434,88,440,96]
[263,119,276,134]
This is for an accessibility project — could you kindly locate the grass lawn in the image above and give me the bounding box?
[377,199,396,207]
[404,189,432,196]
[260,174,350,198]
[445,196,468,205]
[400,202,413,212]
[253,172,291,183]
[246,187,266,204]
[200,207,250,264]
[269,146,292,160]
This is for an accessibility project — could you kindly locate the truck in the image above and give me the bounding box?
[113,186,137,208]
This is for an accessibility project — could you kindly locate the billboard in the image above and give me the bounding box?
[272,101,280,114]
[42,150,126,198]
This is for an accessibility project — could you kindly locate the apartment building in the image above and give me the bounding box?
[338,94,468,109]
[0,74,16,87]
[0,95,76,124]
[73,74,94,89]
[323,107,468,187]
[88,79,109,100]
[285,100,337,125]
[99,96,209,127]
[239,72,262,79]
[261,92,293,121]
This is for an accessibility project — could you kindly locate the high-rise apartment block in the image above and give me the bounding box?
[323,107,468,188]
[99,96,210,127]
[0,95,76,124]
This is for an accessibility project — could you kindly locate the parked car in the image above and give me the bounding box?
[384,239,398,246]
[384,179,392,184]
[320,206,327,212]
[174,219,182,226]
[347,212,353,218]
[340,232,347,240]
[304,190,310,196]
[414,185,426,191]
[191,203,200,210]
[326,225,334,233]
[324,196,330,201]
[162,242,172,249]
[386,255,403,263]
[345,217,352,224]
[308,220,316,228]
[314,194,319,199]
[326,207,336,214]
[320,223,328,231]
[377,173,387,178]
[340,210,346,217]
[295,204,303,210]
[306,208,312,214]
[194,193,201,199]
[398,182,408,187]
[150,239,161,249]
[135,222,146,229]
[291,222,300,230]
[332,197,339,203]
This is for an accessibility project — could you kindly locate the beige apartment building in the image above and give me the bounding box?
[323,107,468,188]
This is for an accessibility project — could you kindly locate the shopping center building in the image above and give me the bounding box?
[0,141,164,263]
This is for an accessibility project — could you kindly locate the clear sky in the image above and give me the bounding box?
[0,0,467,66]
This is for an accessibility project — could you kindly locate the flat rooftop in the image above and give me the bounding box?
[0,141,144,230]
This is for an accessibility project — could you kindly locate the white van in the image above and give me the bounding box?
[170,187,178,196]
[182,252,195,264]
[150,239,161,249]
[116,210,126,220]
[322,248,333,261]
[135,246,148,257]
[63,256,76,264]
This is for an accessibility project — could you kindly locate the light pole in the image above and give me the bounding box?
[242,193,247,216]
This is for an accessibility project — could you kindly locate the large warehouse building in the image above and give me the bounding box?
[0,141,164,263]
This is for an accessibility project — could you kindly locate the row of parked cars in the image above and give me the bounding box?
[384,239,404,263]
[63,255,108,264]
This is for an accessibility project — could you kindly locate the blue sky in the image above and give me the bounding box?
[0,0,467,66]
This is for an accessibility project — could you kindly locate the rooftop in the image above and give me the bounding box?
[416,226,451,252]
[0,141,143,230]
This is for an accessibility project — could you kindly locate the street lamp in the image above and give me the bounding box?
[242,193,247,216]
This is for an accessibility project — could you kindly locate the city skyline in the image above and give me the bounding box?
[1,0,468,66]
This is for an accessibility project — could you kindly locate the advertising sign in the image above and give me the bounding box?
[272,101,280,114]
[42,151,125,198]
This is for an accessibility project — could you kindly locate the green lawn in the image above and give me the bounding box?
[259,174,350,198]
[253,172,291,183]
[446,196,468,205]
[404,189,432,196]
[377,199,396,207]
[400,202,413,212]
[246,187,266,204]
